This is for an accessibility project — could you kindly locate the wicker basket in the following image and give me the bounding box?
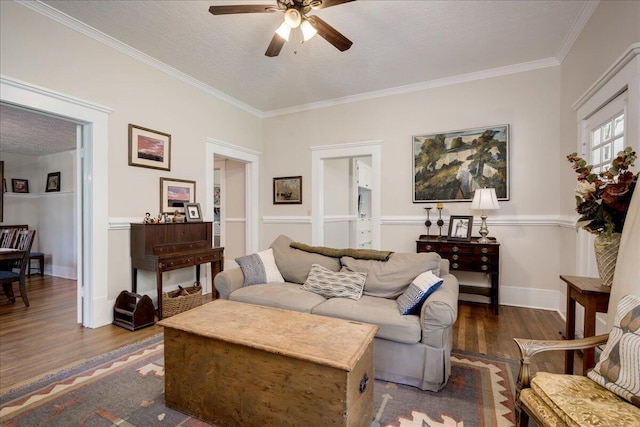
[162,284,202,318]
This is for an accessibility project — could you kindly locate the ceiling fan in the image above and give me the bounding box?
[208,0,355,57]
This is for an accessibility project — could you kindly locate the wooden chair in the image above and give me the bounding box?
[0,228,16,248]
[0,229,36,307]
[513,294,640,426]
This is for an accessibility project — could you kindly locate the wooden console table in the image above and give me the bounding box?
[130,222,224,320]
[417,235,500,314]
[560,274,610,375]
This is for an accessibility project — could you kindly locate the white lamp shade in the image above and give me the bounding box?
[275,21,291,41]
[284,8,302,28]
[471,188,500,211]
[301,20,317,41]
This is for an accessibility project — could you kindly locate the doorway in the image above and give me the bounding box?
[311,141,382,248]
[1,75,112,327]
[205,138,260,272]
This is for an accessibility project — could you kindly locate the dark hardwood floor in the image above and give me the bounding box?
[1,275,575,393]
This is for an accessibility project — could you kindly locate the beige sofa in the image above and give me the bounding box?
[214,235,459,391]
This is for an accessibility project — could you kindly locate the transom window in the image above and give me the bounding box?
[590,112,625,174]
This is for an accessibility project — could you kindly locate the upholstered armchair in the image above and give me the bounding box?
[513,294,640,427]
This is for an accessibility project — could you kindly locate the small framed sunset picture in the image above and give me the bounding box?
[129,124,171,171]
[160,177,195,214]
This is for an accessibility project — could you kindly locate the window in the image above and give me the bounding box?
[590,112,624,173]
[585,91,627,173]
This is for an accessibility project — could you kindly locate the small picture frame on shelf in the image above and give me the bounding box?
[447,215,473,241]
[184,203,203,222]
[12,179,29,193]
[45,172,61,192]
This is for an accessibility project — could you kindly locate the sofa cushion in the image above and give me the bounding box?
[312,295,422,344]
[235,248,284,286]
[269,235,341,284]
[397,270,443,315]
[302,263,367,300]
[230,282,326,313]
[340,252,442,298]
[528,372,640,426]
[588,294,640,407]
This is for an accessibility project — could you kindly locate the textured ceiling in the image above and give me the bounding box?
[2,0,593,156]
[38,0,591,113]
[0,104,77,156]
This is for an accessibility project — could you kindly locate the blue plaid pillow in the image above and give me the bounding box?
[397,270,443,315]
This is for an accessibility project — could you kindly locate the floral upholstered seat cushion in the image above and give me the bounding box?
[526,372,640,427]
[587,294,640,407]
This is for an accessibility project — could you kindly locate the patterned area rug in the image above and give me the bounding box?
[0,334,517,426]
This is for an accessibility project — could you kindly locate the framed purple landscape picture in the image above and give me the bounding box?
[160,177,195,214]
[413,124,509,202]
[129,124,171,171]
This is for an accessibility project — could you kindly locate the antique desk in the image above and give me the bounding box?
[130,222,223,319]
[417,235,500,314]
[159,300,377,427]
[560,274,611,375]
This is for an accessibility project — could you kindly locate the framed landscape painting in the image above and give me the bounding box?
[413,125,509,202]
[160,177,195,214]
[129,124,171,171]
[273,176,302,204]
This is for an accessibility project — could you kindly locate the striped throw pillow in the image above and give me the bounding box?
[235,248,284,286]
[397,270,443,315]
[588,294,640,407]
[302,263,367,300]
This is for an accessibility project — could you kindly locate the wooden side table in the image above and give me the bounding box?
[417,235,500,314]
[560,275,611,375]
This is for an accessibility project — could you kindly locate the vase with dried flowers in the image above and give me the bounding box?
[567,147,638,286]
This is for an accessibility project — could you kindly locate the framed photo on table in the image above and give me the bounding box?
[447,215,473,241]
[160,177,195,214]
[129,124,171,171]
[184,203,203,222]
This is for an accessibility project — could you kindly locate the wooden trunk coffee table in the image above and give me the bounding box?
[158,300,378,427]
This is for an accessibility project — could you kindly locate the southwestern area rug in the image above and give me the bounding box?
[0,334,518,427]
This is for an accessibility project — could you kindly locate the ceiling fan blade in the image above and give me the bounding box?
[208,5,276,15]
[309,16,353,52]
[314,0,356,10]
[265,34,286,57]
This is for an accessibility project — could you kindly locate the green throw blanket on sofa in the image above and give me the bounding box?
[289,242,393,261]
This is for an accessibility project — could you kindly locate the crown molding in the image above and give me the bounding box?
[18,0,263,118]
[555,0,599,63]
[263,57,560,118]
[572,42,640,111]
[1,74,113,114]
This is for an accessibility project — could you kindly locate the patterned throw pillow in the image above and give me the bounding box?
[235,248,284,287]
[302,263,367,300]
[396,270,443,315]
[588,294,640,407]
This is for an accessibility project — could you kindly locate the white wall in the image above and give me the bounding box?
[1,150,76,278]
[1,1,262,315]
[263,67,563,310]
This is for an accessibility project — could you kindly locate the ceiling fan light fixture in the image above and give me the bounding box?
[301,20,317,41]
[284,8,302,28]
[275,21,291,41]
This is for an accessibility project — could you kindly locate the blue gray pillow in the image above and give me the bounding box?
[235,248,284,286]
[397,270,443,315]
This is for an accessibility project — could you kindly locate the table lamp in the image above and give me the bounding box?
[470,188,500,243]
